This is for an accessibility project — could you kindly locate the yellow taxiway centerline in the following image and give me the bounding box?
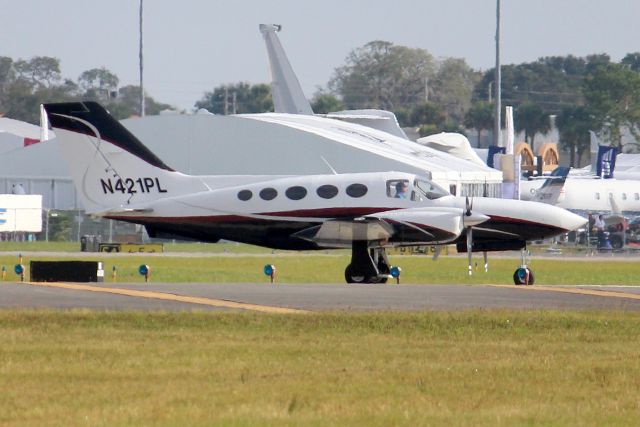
[491,284,640,300]
[25,281,310,314]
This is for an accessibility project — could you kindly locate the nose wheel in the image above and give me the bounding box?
[513,267,535,285]
[513,248,534,285]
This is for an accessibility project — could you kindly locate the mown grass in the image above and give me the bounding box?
[1,310,640,426]
[0,253,638,285]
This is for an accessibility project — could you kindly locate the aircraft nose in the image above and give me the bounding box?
[554,207,587,231]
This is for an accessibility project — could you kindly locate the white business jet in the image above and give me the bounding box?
[43,102,584,284]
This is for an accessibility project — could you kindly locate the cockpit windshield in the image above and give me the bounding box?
[414,179,449,200]
[386,177,449,201]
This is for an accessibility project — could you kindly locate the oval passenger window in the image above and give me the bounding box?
[259,188,278,201]
[346,183,368,198]
[285,186,307,200]
[316,184,339,199]
[237,190,252,201]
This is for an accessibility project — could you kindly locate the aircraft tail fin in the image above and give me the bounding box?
[534,166,570,204]
[259,24,314,115]
[43,102,208,214]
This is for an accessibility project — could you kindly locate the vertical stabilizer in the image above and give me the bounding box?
[259,24,313,115]
[43,102,207,214]
[596,145,617,178]
[535,167,570,204]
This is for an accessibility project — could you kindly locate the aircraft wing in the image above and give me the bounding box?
[293,207,471,247]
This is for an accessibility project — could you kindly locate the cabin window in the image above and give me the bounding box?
[237,190,252,201]
[259,188,278,201]
[316,185,338,199]
[285,186,307,200]
[386,179,412,199]
[595,192,600,200]
[346,183,368,198]
[622,193,627,200]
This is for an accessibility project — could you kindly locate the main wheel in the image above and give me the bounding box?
[513,267,535,285]
[345,264,367,284]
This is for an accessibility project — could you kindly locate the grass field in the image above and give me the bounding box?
[1,310,640,426]
[0,252,638,285]
[2,243,640,425]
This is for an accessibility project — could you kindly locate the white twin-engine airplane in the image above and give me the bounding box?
[43,102,585,284]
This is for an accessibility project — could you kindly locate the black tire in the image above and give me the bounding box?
[513,267,535,285]
[345,264,367,284]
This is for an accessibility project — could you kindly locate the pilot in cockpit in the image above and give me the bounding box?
[395,181,410,199]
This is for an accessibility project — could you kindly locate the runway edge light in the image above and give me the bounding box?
[390,266,402,284]
[14,264,25,282]
[139,264,150,283]
[263,264,276,283]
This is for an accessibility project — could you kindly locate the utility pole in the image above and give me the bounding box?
[424,76,429,102]
[139,0,145,116]
[224,87,229,115]
[493,0,501,146]
[232,91,237,114]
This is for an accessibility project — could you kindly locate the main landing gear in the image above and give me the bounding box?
[344,241,390,284]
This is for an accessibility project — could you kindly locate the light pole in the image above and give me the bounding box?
[139,0,145,116]
[493,0,501,147]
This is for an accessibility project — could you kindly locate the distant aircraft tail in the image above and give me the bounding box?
[534,166,570,204]
[43,102,208,214]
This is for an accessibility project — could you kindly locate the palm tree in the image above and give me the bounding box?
[463,102,494,148]
[514,102,551,153]
[556,106,592,167]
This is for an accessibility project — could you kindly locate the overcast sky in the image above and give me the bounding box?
[1,0,638,111]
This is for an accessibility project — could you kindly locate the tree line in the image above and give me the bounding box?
[0,56,170,124]
[2,44,640,167]
[196,42,640,166]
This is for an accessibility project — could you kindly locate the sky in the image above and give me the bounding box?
[0,0,639,111]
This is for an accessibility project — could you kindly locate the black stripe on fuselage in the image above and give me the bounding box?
[43,102,174,172]
[105,211,564,250]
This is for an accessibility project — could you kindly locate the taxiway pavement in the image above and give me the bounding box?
[2,281,640,312]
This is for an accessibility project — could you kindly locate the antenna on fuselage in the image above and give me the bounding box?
[320,156,338,175]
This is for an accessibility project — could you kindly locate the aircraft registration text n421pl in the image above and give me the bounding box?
[100,177,168,194]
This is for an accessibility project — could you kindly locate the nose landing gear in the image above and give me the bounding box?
[513,249,534,285]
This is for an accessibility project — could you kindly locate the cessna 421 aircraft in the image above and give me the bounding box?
[43,102,585,284]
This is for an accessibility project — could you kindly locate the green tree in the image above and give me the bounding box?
[78,67,119,99]
[310,92,344,114]
[475,55,588,113]
[464,102,494,148]
[621,52,640,72]
[13,56,61,88]
[408,102,445,128]
[195,83,273,114]
[106,85,174,119]
[328,40,435,111]
[514,102,550,152]
[583,62,640,146]
[430,58,480,123]
[556,106,593,167]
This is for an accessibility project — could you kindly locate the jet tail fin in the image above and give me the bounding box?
[535,166,570,204]
[259,24,313,115]
[43,101,208,214]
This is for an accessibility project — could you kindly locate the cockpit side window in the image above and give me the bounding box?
[415,179,448,200]
[386,179,413,200]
